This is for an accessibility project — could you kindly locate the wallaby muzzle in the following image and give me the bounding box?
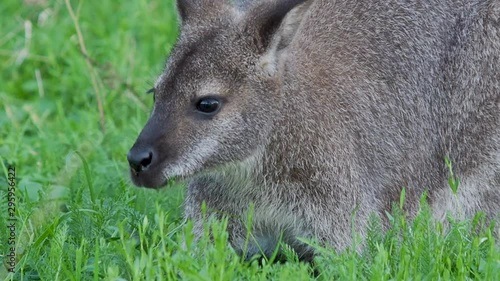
[128,116,173,188]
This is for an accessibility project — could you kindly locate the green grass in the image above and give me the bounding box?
[1,0,500,280]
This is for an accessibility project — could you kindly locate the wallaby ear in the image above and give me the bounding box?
[176,0,231,24]
[244,0,310,52]
[242,0,310,75]
[176,0,194,23]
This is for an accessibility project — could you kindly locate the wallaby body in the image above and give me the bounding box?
[128,0,500,260]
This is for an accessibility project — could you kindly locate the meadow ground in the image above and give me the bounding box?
[1,1,500,280]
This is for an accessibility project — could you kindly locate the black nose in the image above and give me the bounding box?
[127,148,153,173]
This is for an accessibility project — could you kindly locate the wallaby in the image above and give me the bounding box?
[128,0,500,260]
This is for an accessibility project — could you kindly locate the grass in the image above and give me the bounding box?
[1,0,499,280]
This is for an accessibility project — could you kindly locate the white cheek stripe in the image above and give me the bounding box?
[161,138,219,180]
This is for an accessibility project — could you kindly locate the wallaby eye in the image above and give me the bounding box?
[196,97,221,114]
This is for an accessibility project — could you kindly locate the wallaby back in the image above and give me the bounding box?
[128,0,500,260]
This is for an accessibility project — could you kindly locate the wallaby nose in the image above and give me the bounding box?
[127,148,153,173]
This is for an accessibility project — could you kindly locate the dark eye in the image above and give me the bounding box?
[196,97,221,114]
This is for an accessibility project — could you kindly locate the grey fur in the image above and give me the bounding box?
[128,0,500,260]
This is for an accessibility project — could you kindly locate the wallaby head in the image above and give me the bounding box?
[128,0,310,187]
[127,0,500,261]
